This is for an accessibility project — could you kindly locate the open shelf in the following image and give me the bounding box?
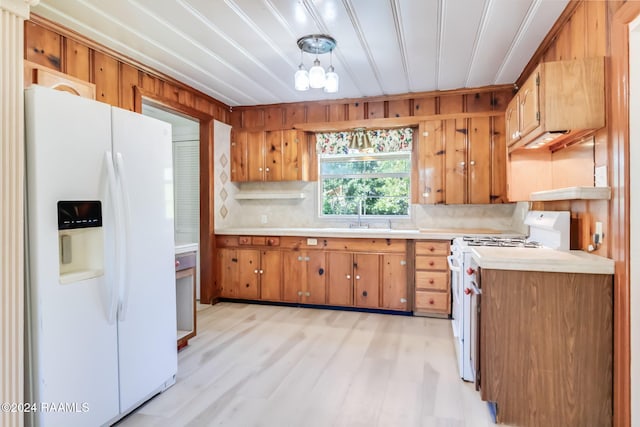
[529,186,611,201]
[235,191,306,200]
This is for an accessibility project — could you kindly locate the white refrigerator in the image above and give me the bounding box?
[25,85,178,427]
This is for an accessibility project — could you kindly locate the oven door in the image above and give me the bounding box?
[447,248,463,338]
[467,277,482,391]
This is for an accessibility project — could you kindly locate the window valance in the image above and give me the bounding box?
[316,127,413,155]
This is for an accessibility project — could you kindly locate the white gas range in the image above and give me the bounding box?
[448,210,570,382]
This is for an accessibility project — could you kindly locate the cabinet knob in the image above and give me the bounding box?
[298,291,303,296]
[346,274,351,279]
[429,261,435,266]
[429,298,434,305]
[429,247,435,252]
[259,270,264,274]
[254,269,259,274]
[266,167,270,172]
[298,256,303,261]
[460,161,465,166]
[356,275,361,280]
[470,160,476,166]
[400,298,407,303]
[362,290,368,297]
[429,279,434,284]
[175,260,180,268]
[318,268,324,276]
[305,292,310,297]
[259,167,263,172]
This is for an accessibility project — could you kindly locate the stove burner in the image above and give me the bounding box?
[461,236,541,248]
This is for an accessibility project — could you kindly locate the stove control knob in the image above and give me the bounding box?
[466,267,476,276]
[464,288,472,295]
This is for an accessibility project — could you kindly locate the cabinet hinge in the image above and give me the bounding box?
[536,111,540,122]
[535,74,540,86]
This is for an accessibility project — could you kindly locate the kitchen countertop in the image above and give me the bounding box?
[175,243,199,254]
[214,227,523,240]
[471,246,614,275]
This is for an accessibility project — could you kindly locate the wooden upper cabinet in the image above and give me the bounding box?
[506,57,605,152]
[264,130,283,181]
[415,120,445,204]
[467,117,492,204]
[247,131,267,181]
[517,72,540,138]
[417,116,503,205]
[230,130,248,182]
[231,129,308,182]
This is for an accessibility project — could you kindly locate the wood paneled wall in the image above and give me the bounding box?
[23,15,232,305]
[229,87,513,132]
[24,16,230,121]
[522,1,628,426]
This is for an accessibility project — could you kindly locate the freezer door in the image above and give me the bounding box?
[110,107,177,413]
[24,85,120,426]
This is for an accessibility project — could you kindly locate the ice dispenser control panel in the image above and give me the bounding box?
[57,201,104,284]
[57,201,102,230]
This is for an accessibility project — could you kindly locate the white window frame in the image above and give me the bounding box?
[317,151,411,219]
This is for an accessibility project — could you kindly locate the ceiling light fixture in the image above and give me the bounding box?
[295,34,338,93]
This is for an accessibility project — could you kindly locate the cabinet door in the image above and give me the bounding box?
[260,250,282,301]
[282,130,302,181]
[505,95,520,145]
[282,251,304,302]
[265,130,283,181]
[416,121,444,204]
[230,130,248,182]
[444,118,467,204]
[381,254,407,310]
[468,116,491,204]
[304,251,327,304]
[354,254,380,308]
[247,131,265,181]
[518,70,540,137]
[236,249,260,299]
[327,252,353,306]
[217,248,239,298]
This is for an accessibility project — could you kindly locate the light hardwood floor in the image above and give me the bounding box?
[116,302,497,427]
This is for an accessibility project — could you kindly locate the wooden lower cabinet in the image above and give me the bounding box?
[217,248,281,300]
[283,251,326,304]
[413,240,451,316]
[479,269,612,427]
[216,235,409,311]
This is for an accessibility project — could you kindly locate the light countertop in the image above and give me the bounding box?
[471,246,614,275]
[175,243,198,254]
[214,227,523,241]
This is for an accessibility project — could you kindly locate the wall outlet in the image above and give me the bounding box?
[260,214,268,224]
[307,238,318,246]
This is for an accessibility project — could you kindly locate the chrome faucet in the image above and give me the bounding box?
[350,200,369,228]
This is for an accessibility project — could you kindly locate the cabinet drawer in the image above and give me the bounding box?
[415,255,448,271]
[415,291,450,313]
[415,241,449,256]
[416,271,449,291]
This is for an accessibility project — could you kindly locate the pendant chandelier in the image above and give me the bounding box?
[294,34,339,93]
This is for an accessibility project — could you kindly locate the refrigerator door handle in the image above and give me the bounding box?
[115,152,132,321]
[105,151,121,324]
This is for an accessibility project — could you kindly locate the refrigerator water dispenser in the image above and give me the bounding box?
[57,201,104,284]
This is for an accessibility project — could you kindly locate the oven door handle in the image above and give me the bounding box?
[447,254,462,272]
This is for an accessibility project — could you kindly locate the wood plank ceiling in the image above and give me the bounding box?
[32,0,569,107]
